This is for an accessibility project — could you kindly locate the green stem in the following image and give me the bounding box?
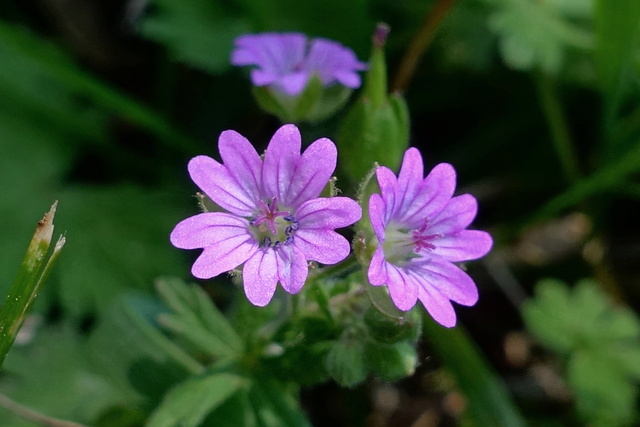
[535,70,581,184]
[0,393,89,427]
[308,256,360,283]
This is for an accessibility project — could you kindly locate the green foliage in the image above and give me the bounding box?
[365,341,417,382]
[141,0,249,73]
[146,373,249,427]
[594,0,640,98]
[0,323,138,427]
[523,279,640,426]
[487,0,592,74]
[55,188,189,317]
[155,277,243,360]
[326,333,368,387]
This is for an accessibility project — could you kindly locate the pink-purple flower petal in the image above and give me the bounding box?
[275,245,308,295]
[170,213,251,250]
[368,193,387,241]
[399,162,456,227]
[218,130,263,204]
[433,230,493,262]
[385,264,419,311]
[428,194,478,235]
[412,257,479,306]
[294,229,351,264]
[188,155,255,216]
[243,250,279,306]
[191,236,258,279]
[232,33,366,96]
[262,124,302,204]
[396,148,424,213]
[284,137,337,207]
[417,285,458,328]
[375,166,399,221]
[367,247,387,286]
[297,197,362,229]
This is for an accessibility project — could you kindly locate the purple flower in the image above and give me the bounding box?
[367,148,493,327]
[170,124,362,306]
[231,32,367,96]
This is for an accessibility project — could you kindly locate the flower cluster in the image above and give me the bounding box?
[231,33,367,96]
[171,124,492,327]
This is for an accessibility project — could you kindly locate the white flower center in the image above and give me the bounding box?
[383,219,442,264]
[250,197,298,248]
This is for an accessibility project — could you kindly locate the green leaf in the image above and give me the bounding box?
[529,140,640,223]
[248,380,312,427]
[141,0,249,73]
[147,373,248,427]
[87,292,203,401]
[523,278,640,425]
[568,350,637,426]
[325,335,367,387]
[0,20,197,152]
[54,186,189,317]
[594,0,640,97]
[488,0,592,74]
[0,203,64,368]
[202,389,257,427]
[155,277,243,359]
[422,315,527,427]
[0,323,137,427]
[521,278,576,353]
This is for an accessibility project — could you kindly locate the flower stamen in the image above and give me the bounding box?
[250,197,297,248]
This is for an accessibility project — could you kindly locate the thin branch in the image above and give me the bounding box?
[391,0,458,93]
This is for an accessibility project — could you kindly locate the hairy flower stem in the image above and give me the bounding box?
[391,0,458,93]
[535,71,580,184]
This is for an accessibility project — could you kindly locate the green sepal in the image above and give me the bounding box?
[337,91,409,184]
[365,341,418,382]
[364,304,422,344]
[251,75,353,123]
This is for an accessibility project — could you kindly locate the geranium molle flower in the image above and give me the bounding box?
[170,124,362,306]
[231,32,367,96]
[367,148,493,327]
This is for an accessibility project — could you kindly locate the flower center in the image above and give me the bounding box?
[383,219,441,264]
[250,197,298,248]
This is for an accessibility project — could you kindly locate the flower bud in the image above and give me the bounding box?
[337,24,410,183]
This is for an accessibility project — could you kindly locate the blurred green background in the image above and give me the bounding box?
[1,0,640,426]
